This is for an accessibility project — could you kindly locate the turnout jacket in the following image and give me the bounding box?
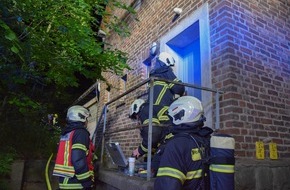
[154,126,212,190]
[149,66,185,123]
[137,103,171,156]
[53,122,94,189]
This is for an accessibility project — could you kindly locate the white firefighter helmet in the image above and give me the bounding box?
[129,99,145,118]
[67,105,90,122]
[168,96,204,125]
[157,52,175,66]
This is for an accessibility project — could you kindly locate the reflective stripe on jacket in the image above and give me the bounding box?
[53,131,75,178]
[53,127,95,189]
[154,133,209,190]
[137,103,171,156]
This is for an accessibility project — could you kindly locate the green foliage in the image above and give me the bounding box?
[0,147,16,177]
[0,0,134,108]
[0,20,23,61]
[1,0,131,86]
[8,94,40,114]
[0,0,135,159]
[0,148,15,190]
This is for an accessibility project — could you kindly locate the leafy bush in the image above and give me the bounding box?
[0,147,16,177]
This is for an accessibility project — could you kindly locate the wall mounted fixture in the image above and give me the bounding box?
[172,8,182,22]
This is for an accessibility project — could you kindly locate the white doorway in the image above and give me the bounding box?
[160,3,213,127]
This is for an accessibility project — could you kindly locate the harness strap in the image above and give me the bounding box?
[190,134,210,190]
[173,133,210,190]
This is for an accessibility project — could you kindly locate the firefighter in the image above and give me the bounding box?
[130,52,185,158]
[129,53,184,174]
[148,51,185,124]
[53,105,95,190]
[129,99,167,159]
[154,96,213,190]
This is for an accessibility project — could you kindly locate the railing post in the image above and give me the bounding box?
[101,105,108,164]
[146,78,154,181]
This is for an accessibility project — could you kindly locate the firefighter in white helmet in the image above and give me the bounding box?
[129,52,185,175]
[157,52,175,66]
[154,96,213,190]
[148,51,185,124]
[129,99,167,158]
[129,97,177,177]
[130,52,185,157]
[53,105,95,190]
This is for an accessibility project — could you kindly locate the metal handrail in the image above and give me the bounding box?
[104,124,168,136]
[106,78,151,105]
[91,78,150,147]
[72,82,98,105]
[92,77,223,180]
[92,106,106,147]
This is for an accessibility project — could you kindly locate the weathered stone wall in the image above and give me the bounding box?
[8,160,58,190]
[95,158,290,190]
[8,159,290,190]
[235,159,290,190]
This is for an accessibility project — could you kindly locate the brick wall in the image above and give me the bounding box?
[95,0,290,159]
[210,0,290,158]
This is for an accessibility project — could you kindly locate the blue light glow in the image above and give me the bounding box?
[166,21,202,100]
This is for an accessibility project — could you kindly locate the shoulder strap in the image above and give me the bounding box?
[173,132,211,190]
[60,130,75,141]
[187,133,211,190]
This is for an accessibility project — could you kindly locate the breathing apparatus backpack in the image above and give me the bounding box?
[188,132,235,190]
[209,134,235,190]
